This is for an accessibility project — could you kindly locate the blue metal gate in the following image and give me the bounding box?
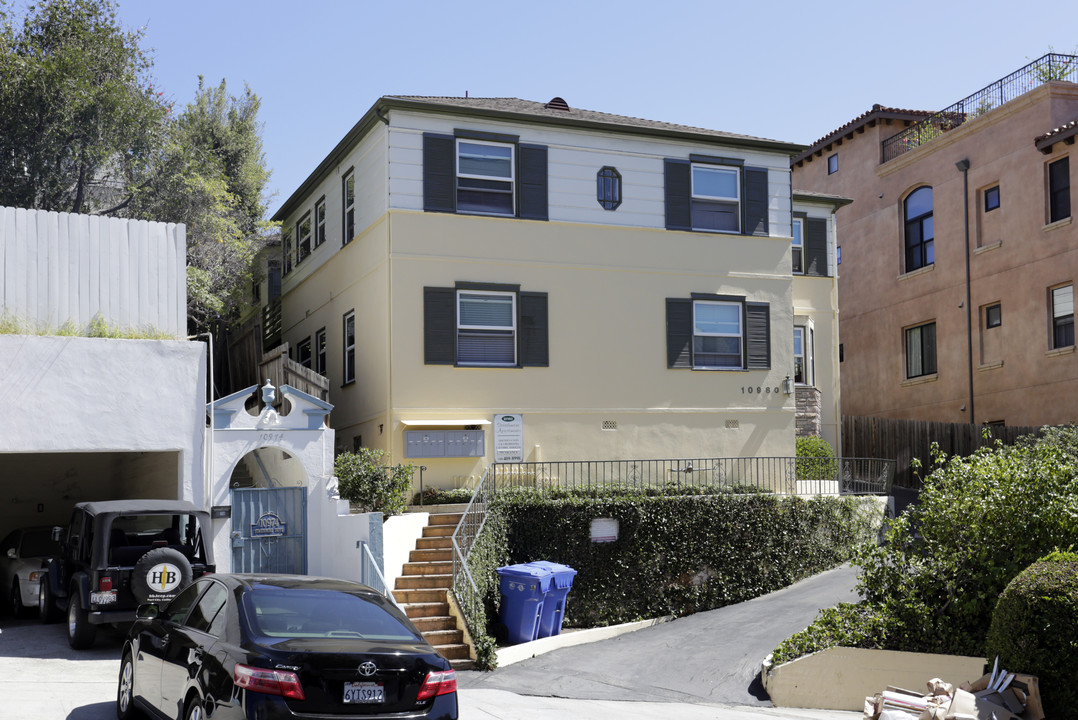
[231,487,308,574]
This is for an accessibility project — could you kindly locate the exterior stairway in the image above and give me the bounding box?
[393,510,475,670]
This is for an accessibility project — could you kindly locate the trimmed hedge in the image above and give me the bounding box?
[492,490,881,627]
[986,551,1078,719]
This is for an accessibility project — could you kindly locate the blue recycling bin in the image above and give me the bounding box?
[526,561,577,638]
[497,563,553,644]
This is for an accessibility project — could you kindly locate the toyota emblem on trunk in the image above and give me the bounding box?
[358,661,377,677]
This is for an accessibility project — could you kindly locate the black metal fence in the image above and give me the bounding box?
[882,53,1078,162]
[487,456,895,497]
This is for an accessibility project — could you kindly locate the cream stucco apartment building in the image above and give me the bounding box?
[270,95,844,490]
[792,55,1078,427]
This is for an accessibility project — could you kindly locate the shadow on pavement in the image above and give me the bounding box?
[0,615,125,660]
[67,702,113,720]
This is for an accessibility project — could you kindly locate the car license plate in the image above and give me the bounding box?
[343,682,384,704]
[90,591,117,604]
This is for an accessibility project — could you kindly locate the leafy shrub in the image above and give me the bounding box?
[411,487,476,506]
[334,448,414,516]
[771,602,889,665]
[492,491,880,627]
[461,511,509,670]
[986,551,1078,719]
[773,426,1078,664]
[796,436,838,480]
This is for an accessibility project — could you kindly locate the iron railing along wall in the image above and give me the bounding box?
[448,455,895,646]
[450,463,494,641]
[882,53,1078,162]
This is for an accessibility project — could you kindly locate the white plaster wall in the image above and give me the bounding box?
[0,335,206,501]
[382,511,428,592]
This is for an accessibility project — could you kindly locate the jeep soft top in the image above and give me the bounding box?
[40,499,215,649]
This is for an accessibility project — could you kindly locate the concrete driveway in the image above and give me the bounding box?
[459,564,862,706]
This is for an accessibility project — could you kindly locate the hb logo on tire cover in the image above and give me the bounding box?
[148,563,182,593]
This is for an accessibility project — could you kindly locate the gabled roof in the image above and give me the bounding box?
[1035,117,1078,153]
[791,104,934,167]
[273,95,806,221]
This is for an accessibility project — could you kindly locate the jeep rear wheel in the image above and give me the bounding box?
[38,573,60,624]
[67,589,97,649]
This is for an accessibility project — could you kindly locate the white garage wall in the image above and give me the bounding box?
[0,335,207,506]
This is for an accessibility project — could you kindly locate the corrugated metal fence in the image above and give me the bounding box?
[842,416,1042,489]
[0,206,186,336]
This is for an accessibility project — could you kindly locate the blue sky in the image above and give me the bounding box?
[102,0,1076,216]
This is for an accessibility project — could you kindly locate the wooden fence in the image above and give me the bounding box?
[842,416,1042,489]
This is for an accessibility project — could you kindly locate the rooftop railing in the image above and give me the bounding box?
[882,53,1078,162]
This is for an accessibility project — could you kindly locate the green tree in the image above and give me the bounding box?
[129,77,273,332]
[0,0,168,214]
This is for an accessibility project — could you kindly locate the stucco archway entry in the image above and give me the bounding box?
[208,382,382,582]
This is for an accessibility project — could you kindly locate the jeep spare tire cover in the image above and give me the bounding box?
[131,547,193,605]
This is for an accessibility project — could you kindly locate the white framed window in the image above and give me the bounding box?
[343,311,356,384]
[315,328,326,374]
[297,337,312,369]
[1052,284,1074,349]
[794,325,814,385]
[456,139,514,216]
[691,164,740,232]
[296,212,312,263]
[457,290,516,365]
[792,218,804,274]
[692,300,742,368]
[314,197,326,248]
[342,170,355,244]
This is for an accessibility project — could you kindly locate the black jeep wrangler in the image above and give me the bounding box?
[39,499,215,649]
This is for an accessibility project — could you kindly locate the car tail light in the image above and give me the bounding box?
[416,669,457,701]
[99,576,113,592]
[233,663,306,700]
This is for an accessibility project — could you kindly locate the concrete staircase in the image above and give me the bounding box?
[393,509,474,670]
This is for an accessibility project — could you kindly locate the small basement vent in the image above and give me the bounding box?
[545,96,570,111]
[725,419,740,429]
[601,420,617,431]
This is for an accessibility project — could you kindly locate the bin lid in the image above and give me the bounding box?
[525,561,577,589]
[497,563,554,592]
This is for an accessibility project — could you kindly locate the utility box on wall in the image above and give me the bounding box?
[405,430,484,458]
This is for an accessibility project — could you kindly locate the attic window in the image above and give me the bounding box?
[545,97,570,111]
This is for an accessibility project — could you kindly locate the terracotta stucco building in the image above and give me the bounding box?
[792,56,1078,426]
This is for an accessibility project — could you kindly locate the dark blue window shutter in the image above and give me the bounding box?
[518,291,549,366]
[518,144,548,221]
[804,218,828,277]
[666,298,693,368]
[743,167,769,236]
[424,287,456,364]
[664,159,691,231]
[745,302,770,370]
[423,133,455,213]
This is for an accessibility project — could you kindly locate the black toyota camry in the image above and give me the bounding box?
[117,574,457,720]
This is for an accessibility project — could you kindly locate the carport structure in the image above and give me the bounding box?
[0,334,208,540]
[0,206,204,542]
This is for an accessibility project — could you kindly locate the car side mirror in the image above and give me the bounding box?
[5,548,14,559]
[136,604,159,620]
[51,526,63,542]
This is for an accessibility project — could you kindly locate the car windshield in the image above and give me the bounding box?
[244,587,421,642]
[19,529,59,558]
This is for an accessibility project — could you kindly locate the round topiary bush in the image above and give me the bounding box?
[985,550,1078,719]
[795,436,838,480]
